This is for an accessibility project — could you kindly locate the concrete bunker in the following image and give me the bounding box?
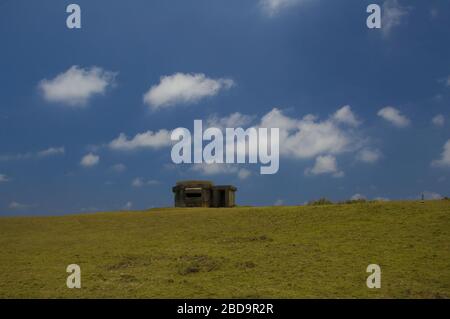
[172,180,237,208]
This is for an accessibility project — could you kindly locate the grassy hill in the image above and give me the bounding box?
[0,200,449,298]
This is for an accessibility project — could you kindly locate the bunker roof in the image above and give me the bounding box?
[176,180,213,187]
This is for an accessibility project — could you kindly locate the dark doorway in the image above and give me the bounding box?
[218,190,226,207]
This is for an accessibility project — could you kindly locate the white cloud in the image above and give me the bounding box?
[208,106,372,173]
[382,0,410,37]
[260,0,305,16]
[80,153,99,167]
[430,8,439,19]
[131,178,144,188]
[237,168,252,180]
[192,163,231,175]
[274,199,284,206]
[37,147,65,158]
[431,140,450,168]
[351,193,366,201]
[0,152,32,161]
[0,146,65,161]
[123,201,133,210]
[131,177,159,187]
[377,106,410,128]
[191,163,251,180]
[260,108,360,159]
[305,155,344,177]
[109,130,172,151]
[9,201,33,210]
[157,106,371,178]
[39,66,116,106]
[356,148,382,164]
[206,112,255,129]
[143,73,234,110]
[332,105,361,127]
[104,105,371,179]
[0,174,10,183]
[432,114,445,127]
[111,163,126,173]
[421,191,443,200]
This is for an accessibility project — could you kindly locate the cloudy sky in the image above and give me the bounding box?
[1,0,450,215]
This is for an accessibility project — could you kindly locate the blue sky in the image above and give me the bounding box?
[0,0,449,215]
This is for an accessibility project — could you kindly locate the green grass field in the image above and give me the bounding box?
[1,200,449,298]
